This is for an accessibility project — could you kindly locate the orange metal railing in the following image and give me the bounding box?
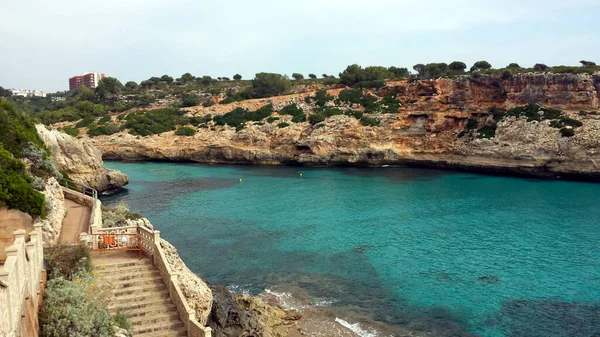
[81,233,142,259]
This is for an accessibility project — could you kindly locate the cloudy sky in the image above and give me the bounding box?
[1,0,599,92]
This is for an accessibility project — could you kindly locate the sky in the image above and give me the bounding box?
[1,0,599,92]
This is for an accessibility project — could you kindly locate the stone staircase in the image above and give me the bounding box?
[95,257,187,337]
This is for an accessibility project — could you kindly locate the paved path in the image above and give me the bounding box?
[59,199,91,244]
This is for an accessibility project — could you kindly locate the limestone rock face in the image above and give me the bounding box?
[36,125,128,192]
[86,73,600,180]
[35,177,66,244]
[159,239,212,325]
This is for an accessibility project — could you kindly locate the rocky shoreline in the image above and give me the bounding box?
[81,73,600,182]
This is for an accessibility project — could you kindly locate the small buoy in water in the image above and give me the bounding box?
[299,173,303,177]
[239,178,243,182]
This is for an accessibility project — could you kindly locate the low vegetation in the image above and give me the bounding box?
[470,104,584,139]
[40,244,132,337]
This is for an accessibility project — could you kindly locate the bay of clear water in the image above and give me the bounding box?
[102,161,600,337]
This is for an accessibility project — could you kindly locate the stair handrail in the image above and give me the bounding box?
[58,178,98,199]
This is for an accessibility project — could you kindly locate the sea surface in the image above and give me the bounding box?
[101,161,600,337]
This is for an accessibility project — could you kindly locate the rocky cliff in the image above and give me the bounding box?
[36,125,129,192]
[87,73,600,180]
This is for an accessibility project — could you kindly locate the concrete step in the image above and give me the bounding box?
[108,292,170,311]
[94,259,153,270]
[135,325,187,337]
[104,274,164,290]
[130,311,181,327]
[133,319,184,335]
[95,264,156,276]
[113,282,166,298]
[96,269,162,283]
[119,303,177,319]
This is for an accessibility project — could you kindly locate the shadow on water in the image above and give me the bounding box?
[488,299,600,337]
[100,178,238,211]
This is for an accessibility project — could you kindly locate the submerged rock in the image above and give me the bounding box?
[477,275,501,283]
[36,124,128,192]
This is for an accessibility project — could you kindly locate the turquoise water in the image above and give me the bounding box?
[102,162,600,337]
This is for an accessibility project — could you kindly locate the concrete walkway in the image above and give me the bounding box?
[59,199,91,244]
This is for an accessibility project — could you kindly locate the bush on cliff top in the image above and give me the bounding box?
[123,107,189,136]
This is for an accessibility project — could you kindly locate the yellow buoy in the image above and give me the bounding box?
[239,178,243,182]
[299,173,303,177]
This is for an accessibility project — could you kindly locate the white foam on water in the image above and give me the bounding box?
[227,284,252,295]
[311,297,337,307]
[264,288,309,310]
[335,317,379,337]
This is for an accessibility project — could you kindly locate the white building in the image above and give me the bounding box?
[9,89,46,97]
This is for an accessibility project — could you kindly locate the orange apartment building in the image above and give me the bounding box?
[68,72,105,91]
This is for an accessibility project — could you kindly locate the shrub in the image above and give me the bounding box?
[248,73,291,98]
[278,104,305,123]
[466,118,478,129]
[60,125,80,137]
[380,94,401,113]
[202,99,215,107]
[559,116,583,128]
[306,89,333,107]
[560,128,575,137]
[87,124,120,137]
[277,122,290,128]
[40,275,114,337]
[360,116,379,127]
[44,244,92,279]
[0,145,46,217]
[175,126,197,136]
[97,115,111,125]
[124,108,189,136]
[181,93,200,107]
[478,124,497,138]
[189,114,212,126]
[213,105,272,128]
[267,116,279,123]
[308,113,326,125]
[336,89,363,105]
[352,80,386,89]
[361,94,380,113]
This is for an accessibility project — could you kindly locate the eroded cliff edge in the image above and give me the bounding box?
[87,73,600,180]
[36,124,129,192]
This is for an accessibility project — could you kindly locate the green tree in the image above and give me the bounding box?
[423,63,449,78]
[322,74,329,78]
[507,63,521,69]
[233,74,242,81]
[339,64,364,86]
[413,64,425,77]
[388,66,410,78]
[0,86,12,97]
[249,73,291,98]
[533,63,549,72]
[124,81,138,90]
[580,60,597,68]
[149,77,162,84]
[448,61,467,72]
[292,73,304,81]
[222,77,230,81]
[179,73,195,84]
[200,76,213,85]
[470,61,492,72]
[308,74,317,79]
[160,75,174,84]
[74,86,96,102]
[95,77,124,105]
[363,66,392,81]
